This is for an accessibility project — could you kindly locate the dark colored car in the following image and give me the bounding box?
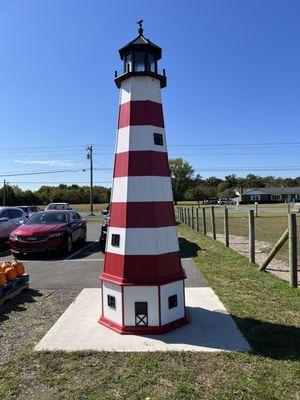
[19,205,40,218]
[99,206,110,253]
[9,210,86,256]
[99,220,108,253]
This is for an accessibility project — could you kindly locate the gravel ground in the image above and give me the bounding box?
[211,232,300,285]
[0,288,80,363]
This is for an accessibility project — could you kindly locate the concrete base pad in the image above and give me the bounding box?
[35,288,250,352]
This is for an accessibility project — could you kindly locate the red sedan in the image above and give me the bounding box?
[9,210,87,256]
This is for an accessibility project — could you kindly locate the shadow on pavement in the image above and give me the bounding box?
[16,241,100,262]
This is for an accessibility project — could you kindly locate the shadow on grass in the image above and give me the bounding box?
[233,315,300,361]
[0,288,43,324]
[179,237,201,258]
[179,233,300,361]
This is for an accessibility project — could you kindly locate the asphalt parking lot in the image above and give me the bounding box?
[0,221,104,289]
[0,221,206,289]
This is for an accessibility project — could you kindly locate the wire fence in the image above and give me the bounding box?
[176,204,299,288]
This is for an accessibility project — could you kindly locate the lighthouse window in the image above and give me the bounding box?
[147,53,155,72]
[134,52,145,71]
[168,294,178,309]
[111,234,120,247]
[154,133,164,146]
[125,53,132,72]
[107,295,116,309]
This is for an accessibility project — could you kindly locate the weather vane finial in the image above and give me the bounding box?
[137,19,144,35]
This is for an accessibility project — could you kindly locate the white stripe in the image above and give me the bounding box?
[111,176,173,203]
[116,126,167,153]
[120,76,162,104]
[106,226,179,255]
[64,241,97,260]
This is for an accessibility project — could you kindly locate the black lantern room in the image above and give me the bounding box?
[114,21,167,89]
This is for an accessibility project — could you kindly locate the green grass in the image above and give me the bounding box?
[0,225,299,399]
[184,206,300,263]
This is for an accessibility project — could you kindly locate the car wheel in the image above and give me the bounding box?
[64,235,73,255]
[81,229,87,243]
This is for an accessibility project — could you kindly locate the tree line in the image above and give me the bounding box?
[0,184,111,206]
[1,157,300,206]
[169,158,300,204]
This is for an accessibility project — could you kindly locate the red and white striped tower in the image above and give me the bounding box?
[99,22,187,334]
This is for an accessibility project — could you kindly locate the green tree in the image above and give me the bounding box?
[184,186,211,205]
[243,174,265,188]
[169,158,194,203]
[218,188,237,199]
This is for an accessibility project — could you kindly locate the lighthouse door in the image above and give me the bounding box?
[135,302,148,326]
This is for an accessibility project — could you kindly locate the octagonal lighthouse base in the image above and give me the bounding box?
[99,279,188,334]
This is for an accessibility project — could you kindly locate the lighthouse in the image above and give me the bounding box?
[99,22,188,334]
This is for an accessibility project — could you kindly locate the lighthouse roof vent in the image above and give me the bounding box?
[118,21,162,60]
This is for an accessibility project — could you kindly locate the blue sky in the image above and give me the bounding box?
[1,0,300,190]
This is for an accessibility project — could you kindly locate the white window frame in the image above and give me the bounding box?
[271,194,282,201]
[250,195,261,201]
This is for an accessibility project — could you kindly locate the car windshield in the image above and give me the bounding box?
[20,207,28,212]
[27,212,69,225]
[48,204,66,210]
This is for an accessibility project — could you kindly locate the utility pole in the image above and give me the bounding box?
[3,179,6,206]
[86,145,94,216]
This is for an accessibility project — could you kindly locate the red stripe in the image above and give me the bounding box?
[101,252,185,285]
[114,151,169,177]
[109,202,176,228]
[99,315,188,334]
[118,100,164,128]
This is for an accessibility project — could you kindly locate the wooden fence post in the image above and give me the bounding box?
[288,213,298,288]
[184,207,187,225]
[224,206,229,247]
[191,207,195,230]
[211,206,216,240]
[202,207,207,235]
[249,210,255,263]
[196,208,199,232]
[259,228,288,271]
[187,208,191,227]
[254,202,258,218]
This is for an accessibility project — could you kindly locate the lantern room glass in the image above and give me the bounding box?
[122,51,158,74]
[134,52,145,71]
[125,53,132,72]
[147,53,155,72]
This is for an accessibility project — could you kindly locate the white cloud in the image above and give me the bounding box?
[14,159,75,167]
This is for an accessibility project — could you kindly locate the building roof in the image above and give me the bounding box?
[118,33,162,60]
[239,187,300,195]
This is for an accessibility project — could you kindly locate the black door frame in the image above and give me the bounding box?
[135,302,148,326]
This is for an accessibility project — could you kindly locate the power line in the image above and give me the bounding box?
[1,140,300,152]
[0,169,86,177]
[194,167,300,172]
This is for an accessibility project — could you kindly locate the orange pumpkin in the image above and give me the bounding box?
[1,261,11,274]
[0,271,6,286]
[5,266,17,281]
[11,260,25,277]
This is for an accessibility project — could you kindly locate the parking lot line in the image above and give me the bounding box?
[64,241,98,261]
